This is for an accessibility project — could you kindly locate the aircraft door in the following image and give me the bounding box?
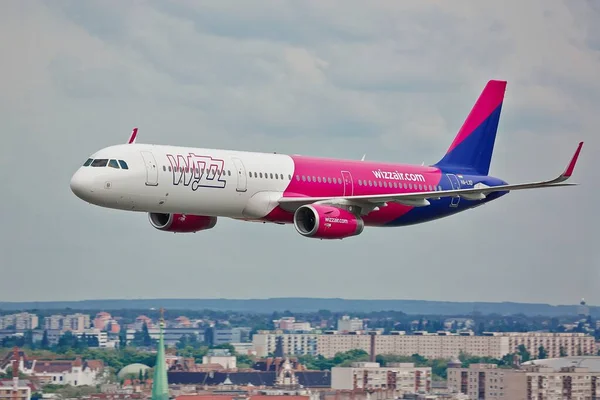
[140,151,159,186]
[446,173,460,207]
[231,157,247,192]
[341,170,354,196]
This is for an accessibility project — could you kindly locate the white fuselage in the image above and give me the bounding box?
[70,143,295,219]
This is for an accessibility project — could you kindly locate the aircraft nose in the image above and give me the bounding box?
[70,169,94,199]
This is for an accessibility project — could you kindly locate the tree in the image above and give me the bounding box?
[24,330,34,348]
[204,327,214,346]
[517,345,531,362]
[560,346,567,357]
[477,322,486,335]
[41,330,49,350]
[538,346,547,360]
[499,353,516,367]
[142,323,152,347]
[119,329,127,349]
[211,343,235,354]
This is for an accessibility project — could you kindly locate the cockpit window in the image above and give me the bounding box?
[91,159,108,167]
[83,158,93,166]
[118,160,129,169]
[108,159,120,169]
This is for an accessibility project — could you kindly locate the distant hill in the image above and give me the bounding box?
[0,298,593,317]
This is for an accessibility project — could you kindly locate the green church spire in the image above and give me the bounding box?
[151,308,169,400]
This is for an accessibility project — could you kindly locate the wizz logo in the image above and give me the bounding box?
[167,153,227,190]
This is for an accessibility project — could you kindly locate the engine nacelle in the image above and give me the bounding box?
[148,213,217,233]
[293,204,364,239]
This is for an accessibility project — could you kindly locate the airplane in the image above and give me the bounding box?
[70,80,584,240]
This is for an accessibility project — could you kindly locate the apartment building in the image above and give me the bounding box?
[274,317,312,332]
[332,362,431,393]
[0,313,38,330]
[252,331,596,359]
[44,313,90,332]
[213,327,252,345]
[337,316,364,333]
[447,362,600,400]
[253,332,319,357]
[72,329,111,348]
[482,331,596,359]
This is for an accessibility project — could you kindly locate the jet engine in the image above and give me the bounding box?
[293,204,364,239]
[148,213,217,233]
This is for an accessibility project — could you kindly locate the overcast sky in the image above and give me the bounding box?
[1,0,598,305]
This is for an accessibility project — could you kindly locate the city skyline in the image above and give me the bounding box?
[1,1,598,304]
[0,296,596,315]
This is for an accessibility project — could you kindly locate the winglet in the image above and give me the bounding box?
[561,141,584,178]
[127,127,138,144]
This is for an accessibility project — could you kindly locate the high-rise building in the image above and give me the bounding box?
[213,327,251,345]
[44,314,91,332]
[337,316,364,333]
[63,313,90,332]
[0,313,38,330]
[44,315,63,330]
[93,312,112,330]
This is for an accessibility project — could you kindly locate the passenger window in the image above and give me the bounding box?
[281,174,284,180]
[118,160,128,169]
[327,177,332,184]
[317,177,321,183]
[162,166,166,171]
[259,173,263,178]
[275,174,278,180]
[270,173,273,179]
[83,158,93,167]
[296,175,300,181]
[91,159,108,167]
[249,171,252,177]
[302,176,306,181]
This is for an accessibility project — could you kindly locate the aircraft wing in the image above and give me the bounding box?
[278,142,583,211]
